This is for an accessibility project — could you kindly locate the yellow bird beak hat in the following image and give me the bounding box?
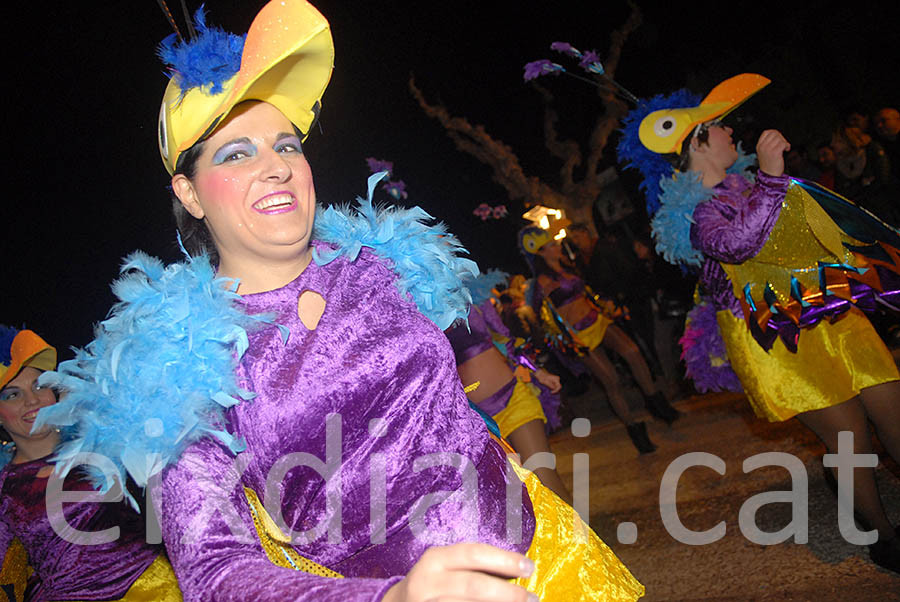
[0,326,57,391]
[616,73,770,216]
[157,0,334,175]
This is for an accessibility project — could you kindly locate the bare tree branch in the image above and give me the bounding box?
[604,1,642,79]
[533,84,581,190]
[410,75,569,208]
[409,2,642,237]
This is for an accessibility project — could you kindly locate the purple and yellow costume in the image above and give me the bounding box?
[36,199,644,601]
[691,171,899,420]
[0,461,179,602]
[616,74,900,418]
[445,297,561,438]
[539,275,613,351]
[0,327,180,602]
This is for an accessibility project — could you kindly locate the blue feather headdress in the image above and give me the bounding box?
[0,324,17,368]
[158,7,246,95]
[312,172,479,330]
[617,89,758,267]
[616,89,702,217]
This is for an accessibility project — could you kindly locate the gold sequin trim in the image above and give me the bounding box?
[243,486,342,578]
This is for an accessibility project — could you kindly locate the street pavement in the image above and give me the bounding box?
[546,389,900,601]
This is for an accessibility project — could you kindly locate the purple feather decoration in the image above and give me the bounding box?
[550,42,582,58]
[523,60,564,82]
[158,7,246,95]
[679,301,743,393]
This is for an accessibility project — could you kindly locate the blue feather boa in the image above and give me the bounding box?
[313,172,479,330]
[0,442,13,469]
[31,174,478,499]
[650,146,757,267]
[34,253,270,507]
[467,270,509,306]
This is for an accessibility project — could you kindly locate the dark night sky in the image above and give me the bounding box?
[6,0,898,355]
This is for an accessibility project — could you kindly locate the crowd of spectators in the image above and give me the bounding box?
[806,105,900,226]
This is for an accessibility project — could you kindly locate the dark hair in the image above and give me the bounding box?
[171,140,219,264]
[0,425,10,443]
[669,124,712,172]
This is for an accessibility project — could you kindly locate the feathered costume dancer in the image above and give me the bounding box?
[33,2,644,600]
[616,73,900,419]
[0,327,181,602]
[445,270,563,438]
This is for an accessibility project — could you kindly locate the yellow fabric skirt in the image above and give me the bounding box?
[492,378,547,438]
[717,308,899,422]
[574,313,613,351]
[246,459,644,601]
[0,538,30,602]
[510,461,644,601]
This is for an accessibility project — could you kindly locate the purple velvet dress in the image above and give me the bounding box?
[690,171,790,313]
[159,248,535,602]
[0,459,162,601]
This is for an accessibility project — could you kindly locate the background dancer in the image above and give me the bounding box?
[0,326,181,601]
[617,73,900,573]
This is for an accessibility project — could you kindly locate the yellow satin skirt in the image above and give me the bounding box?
[510,461,644,600]
[245,454,644,600]
[574,312,613,351]
[492,378,547,438]
[717,308,899,422]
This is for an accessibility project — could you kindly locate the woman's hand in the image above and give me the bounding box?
[382,543,537,602]
[756,129,791,177]
[533,369,562,394]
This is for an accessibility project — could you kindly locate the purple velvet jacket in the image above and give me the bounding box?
[0,459,161,601]
[690,171,791,314]
[158,248,535,602]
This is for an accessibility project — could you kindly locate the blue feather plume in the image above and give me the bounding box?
[0,442,13,469]
[617,89,702,216]
[158,7,245,95]
[312,172,479,331]
[0,324,18,367]
[467,270,509,306]
[34,252,273,508]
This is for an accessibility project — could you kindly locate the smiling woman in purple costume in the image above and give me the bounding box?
[618,73,900,573]
[0,327,181,601]
[34,2,644,601]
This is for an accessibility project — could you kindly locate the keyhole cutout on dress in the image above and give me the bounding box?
[297,290,326,330]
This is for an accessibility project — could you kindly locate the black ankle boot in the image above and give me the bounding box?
[626,422,657,454]
[869,533,900,574]
[645,391,681,425]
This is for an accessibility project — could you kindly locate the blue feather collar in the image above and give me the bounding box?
[651,147,756,267]
[31,175,479,497]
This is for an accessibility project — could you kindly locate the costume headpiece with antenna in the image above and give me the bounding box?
[617,73,770,216]
[156,0,335,175]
